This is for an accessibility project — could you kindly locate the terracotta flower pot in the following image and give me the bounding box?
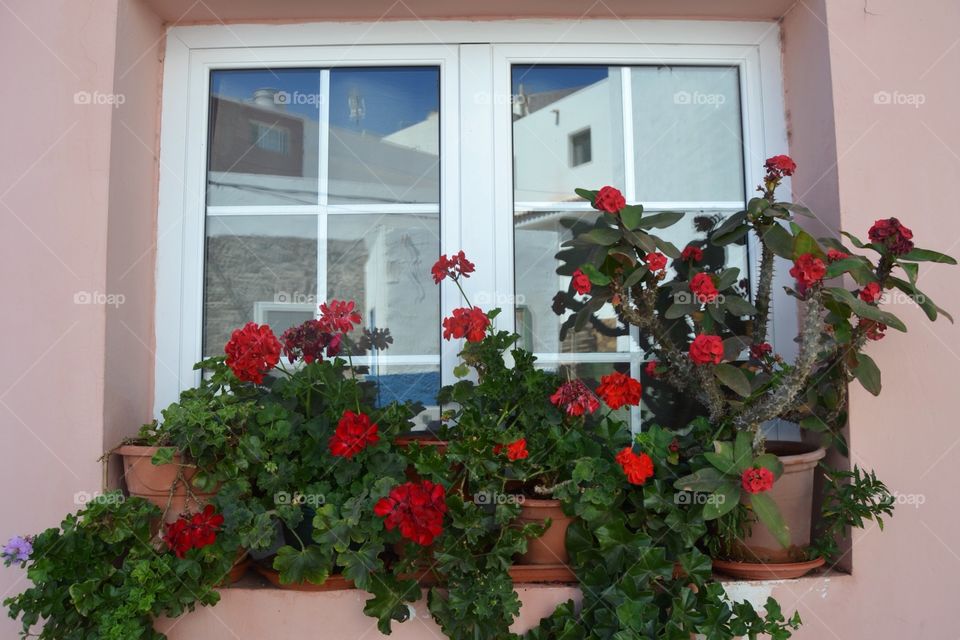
[394,432,449,482]
[254,564,355,591]
[116,444,215,522]
[728,441,826,566]
[514,498,574,565]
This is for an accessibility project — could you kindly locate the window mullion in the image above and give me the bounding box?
[317,69,331,310]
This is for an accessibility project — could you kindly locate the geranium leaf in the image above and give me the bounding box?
[273,545,331,585]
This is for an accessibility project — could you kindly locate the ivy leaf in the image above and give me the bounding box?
[151,447,175,466]
[714,364,751,397]
[272,545,330,585]
[750,493,790,548]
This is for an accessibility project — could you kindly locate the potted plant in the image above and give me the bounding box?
[2,493,233,639]
[555,155,955,577]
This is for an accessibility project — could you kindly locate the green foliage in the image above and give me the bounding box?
[809,465,895,561]
[4,495,231,639]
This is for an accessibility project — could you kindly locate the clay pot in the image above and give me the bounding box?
[394,432,450,482]
[514,498,574,565]
[223,550,252,585]
[729,441,826,565]
[712,556,825,580]
[254,564,355,591]
[116,445,215,522]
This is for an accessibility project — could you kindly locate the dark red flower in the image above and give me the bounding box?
[681,245,704,263]
[224,322,281,384]
[741,467,775,494]
[789,254,826,287]
[572,268,592,295]
[550,379,600,417]
[859,282,882,303]
[764,155,797,178]
[615,448,655,485]
[596,371,642,410]
[329,410,380,459]
[861,319,887,341]
[644,361,659,378]
[431,251,476,284]
[827,249,850,262]
[690,272,719,304]
[164,505,224,559]
[318,300,362,334]
[374,480,447,546]
[494,438,529,461]
[593,186,626,214]
[442,307,490,343]
[280,319,341,364]
[749,342,773,360]
[645,252,668,272]
[868,218,914,255]
[690,334,723,365]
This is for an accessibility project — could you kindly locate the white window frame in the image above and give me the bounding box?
[155,20,791,418]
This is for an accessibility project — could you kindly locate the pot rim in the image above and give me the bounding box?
[764,442,827,465]
[115,443,172,456]
[514,497,564,508]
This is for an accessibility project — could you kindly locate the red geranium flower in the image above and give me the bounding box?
[689,334,723,365]
[329,410,380,459]
[593,186,626,214]
[494,438,529,461]
[764,154,797,178]
[318,300,362,334]
[163,505,224,559]
[859,282,882,303]
[827,249,850,262]
[749,342,773,360]
[615,448,655,485]
[789,254,826,287]
[431,251,476,284]
[868,218,914,255]
[550,379,600,416]
[690,272,719,304]
[644,361,659,378]
[645,252,668,272]
[280,319,342,364]
[596,371,642,410]
[224,322,281,384]
[681,245,704,263]
[374,480,447,546]
[572,268,592,295]
[741,467,775,494]
[442,307,490,342]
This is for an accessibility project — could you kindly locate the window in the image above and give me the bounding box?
[155,23,789,423]
[569,128,592,167]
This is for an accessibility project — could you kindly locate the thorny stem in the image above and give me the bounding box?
[752,239,775,345]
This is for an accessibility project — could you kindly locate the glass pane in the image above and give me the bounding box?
[512,65,626,203]
[363,364,441,409]
[631,66,744,202]
[208,70,321,206]
[203,215,318,356]
[327,68,440,205]
[326,213,440,357]
[515,210,630,355]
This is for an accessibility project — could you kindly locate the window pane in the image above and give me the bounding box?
[512,65,625,202]
[203,215,318,355]
[631,66,744,202]
[326,213,440,358]
[327,68,440,205]
[207,70,321,206]
[515,209,629,354]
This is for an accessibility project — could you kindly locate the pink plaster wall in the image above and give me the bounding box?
[771,0,960,637]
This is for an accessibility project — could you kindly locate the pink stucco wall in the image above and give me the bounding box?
[1,0,958,638]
